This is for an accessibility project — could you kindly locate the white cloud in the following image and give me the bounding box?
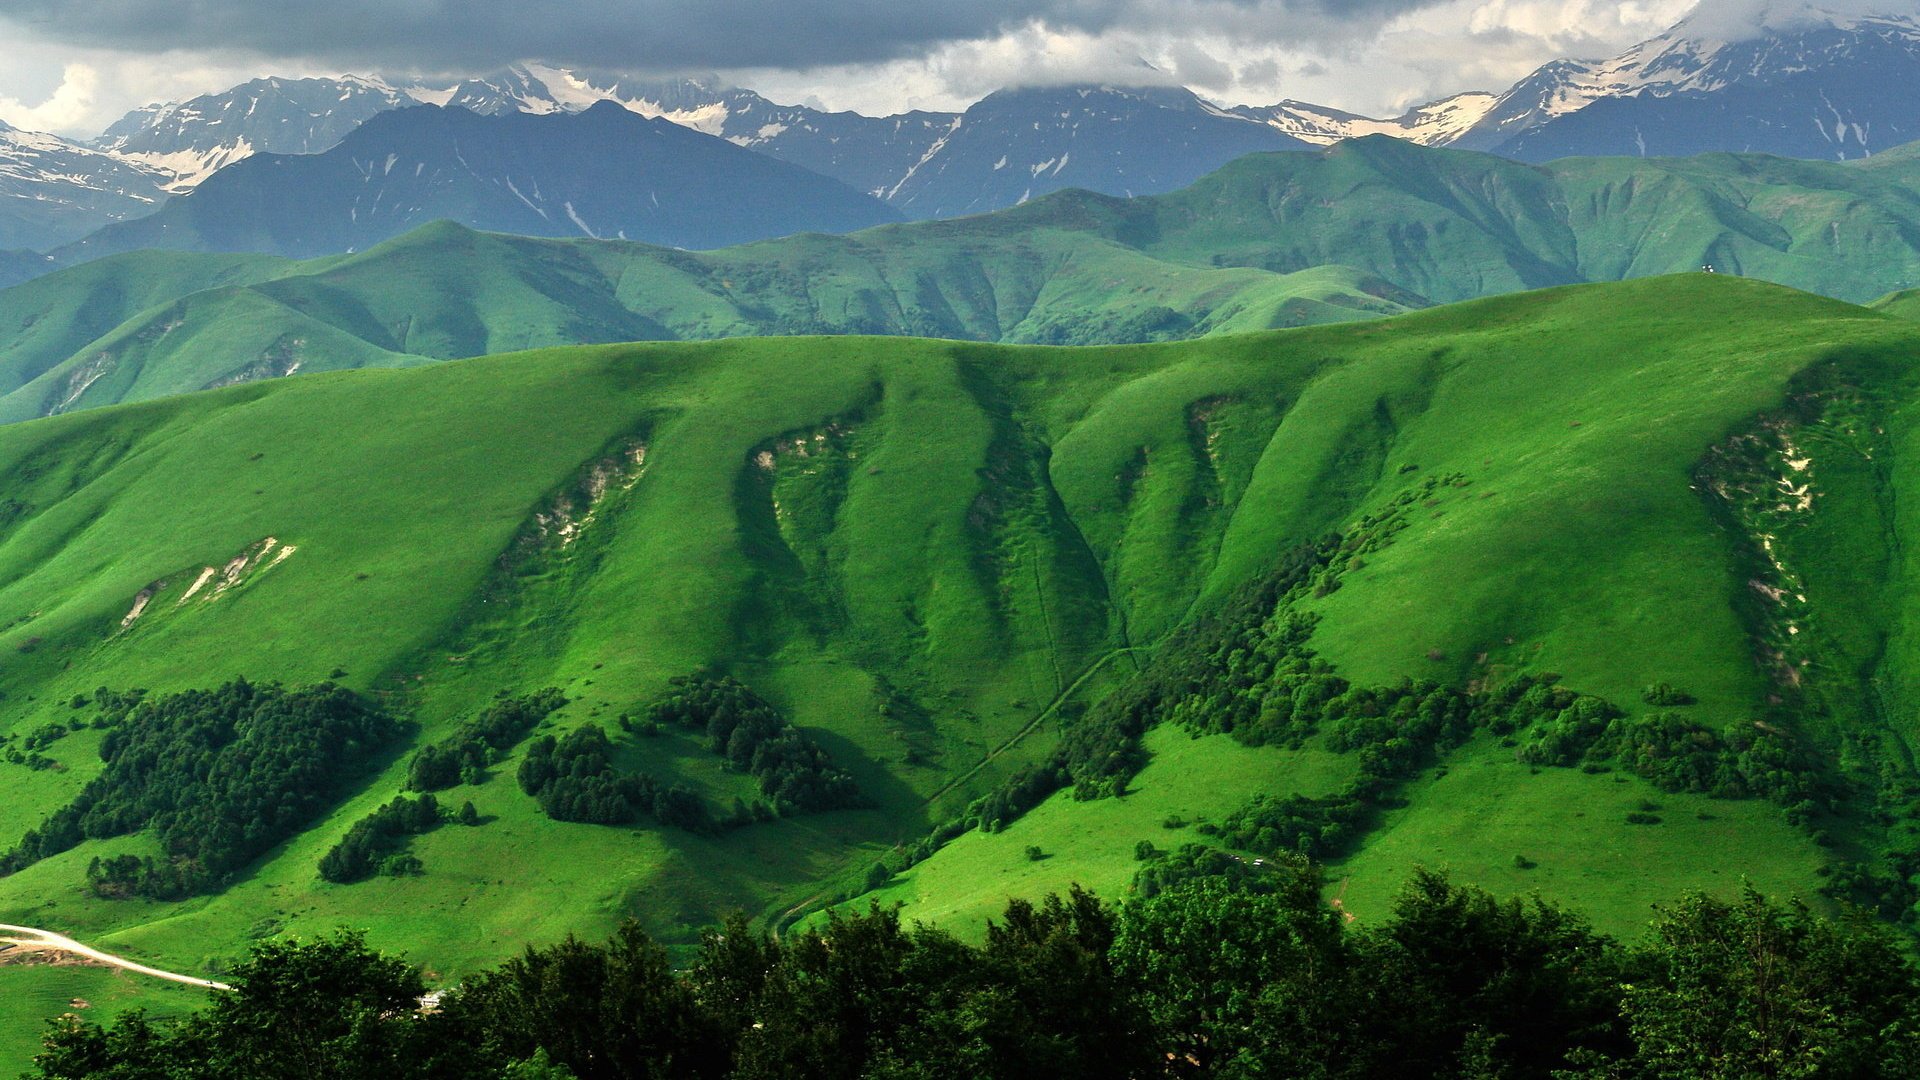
[733,0,1711,119]
[0,37,334,136]
[0,63,99,132]
[3,0,1915,137]
[1679,0,1914,39]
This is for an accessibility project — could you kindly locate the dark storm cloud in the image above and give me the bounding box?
[0,0,1452,72]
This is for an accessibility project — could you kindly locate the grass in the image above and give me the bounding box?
[9,136,1920,423]
[1874,288,1920,322]
[0,276,1913,1071]
[834,725,1356,937]
[0,964,203,1069]
[0,225,1416,423]
[1329,737,1829,939]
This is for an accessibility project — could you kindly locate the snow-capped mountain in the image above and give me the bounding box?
[0,119,169,251]
[874,84,1313,219]
[91,67,660,190]
[88,65,962,202]
[96,76,419,191]
[404,74,1325,216]
[84,69,1317,219]
[514,70,962,199]
[1459,8,1920,159]
[1232,92,1499,146]
[10,3,1920,264]
[58,102,901,263]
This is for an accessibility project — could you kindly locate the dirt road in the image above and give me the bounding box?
[0,924,230,991]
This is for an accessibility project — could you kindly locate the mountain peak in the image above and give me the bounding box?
[59,100,900,262]
[1672,2,1920,43]
[1450,3,1920,155]
[1459,2,1920,161]
[579,97,639,118]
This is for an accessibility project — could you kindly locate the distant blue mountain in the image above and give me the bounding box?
[877,84,1315,219]
[58,102,902,263]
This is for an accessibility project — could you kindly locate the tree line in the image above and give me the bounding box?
[409,690,567,793]
[318,793,476,884]
[518,674,863,833]
[518,724,712,832]
[33,863,1920,1079]
[0,680,398,898]
[899,495,1837,901]
[638,673,863,815]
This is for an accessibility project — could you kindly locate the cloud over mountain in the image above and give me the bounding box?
[1679,0,1914,40]
[0,0,1452,71]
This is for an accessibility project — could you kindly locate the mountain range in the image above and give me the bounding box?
[0,119,167,251]
[1481,11,1920,160]
[8,133,1920,422]
[4,5,1919,262]
[6,8,1920,1059]
[56,102,900,263]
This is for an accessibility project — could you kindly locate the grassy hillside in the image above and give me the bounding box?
[1,276,1918,1063]
[0,223,1414,421]
[10,138,1920,422]
[1876,288,1920,322]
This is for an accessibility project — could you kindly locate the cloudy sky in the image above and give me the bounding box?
[0,0,1903,136]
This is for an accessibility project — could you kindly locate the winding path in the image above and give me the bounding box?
[0,924,230,991]
[920,645,1141,807]
[773,646,1145,937]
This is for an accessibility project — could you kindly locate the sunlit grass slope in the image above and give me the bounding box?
[1876,288,1920,322]
[0,276,1913,1027]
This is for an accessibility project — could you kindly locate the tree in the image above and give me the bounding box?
[1364,869,1628,1078]
[447,921,722,1080]
[502,1049,578,1079]
[32,1010,176,1080]
[1112,859,1369,1077]
[195,930,435,1079]
[972,888,1152,1078]
[1592,887,1920,1078]
[731,904,930,1080]
[3,681,400,898]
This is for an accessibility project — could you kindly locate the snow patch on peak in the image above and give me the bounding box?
[405,85,458,108]
[1493,4,1920,125]
[1676,3,1918,43]
[630,99,731,137]
[116,139,255,191]
[1235,90,1498,147]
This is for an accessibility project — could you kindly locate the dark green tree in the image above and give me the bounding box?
[1364,869,1628,1078]
[1112,858,1368,1078]
[1590,887,1920,1078]
[447,921,722,1080]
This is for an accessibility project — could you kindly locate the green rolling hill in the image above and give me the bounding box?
[1876,288,1920,321]
[10,137,1920,425]
[1,274,1918,1061]
[0,222,1418,422]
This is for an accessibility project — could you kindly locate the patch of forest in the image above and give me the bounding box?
[29,862,1920,1080]
[0,680,399,899]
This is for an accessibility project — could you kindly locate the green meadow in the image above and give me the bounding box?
[1,274,1919,1067]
